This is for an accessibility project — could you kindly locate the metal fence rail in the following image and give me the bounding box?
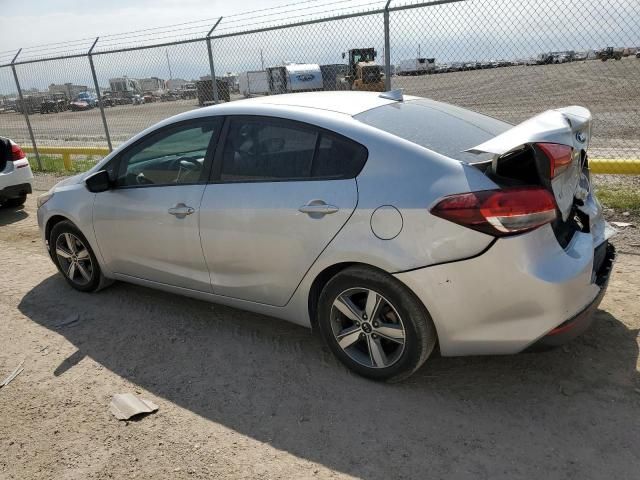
[1,0,639,189]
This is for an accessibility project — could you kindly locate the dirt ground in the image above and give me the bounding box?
[0,192,639,479]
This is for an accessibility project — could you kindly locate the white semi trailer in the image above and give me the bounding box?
[396,58,436,76]
[266,63,324,94]
[239,71,270,97]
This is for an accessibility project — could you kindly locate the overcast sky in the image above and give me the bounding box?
[0,0,285,51]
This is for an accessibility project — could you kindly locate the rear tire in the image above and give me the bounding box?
[317,266,437,382]
[49,220,105,292]
[5,195,26,207]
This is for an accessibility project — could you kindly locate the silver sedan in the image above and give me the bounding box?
[37,91,615,381]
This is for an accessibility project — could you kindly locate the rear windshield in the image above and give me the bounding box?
[354,98,511,163]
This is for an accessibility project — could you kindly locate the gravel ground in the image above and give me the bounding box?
[393,57,640,158]
[0,196,638,480]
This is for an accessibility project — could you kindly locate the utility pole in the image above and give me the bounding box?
[260,49,264,70]
[418,43,421,58]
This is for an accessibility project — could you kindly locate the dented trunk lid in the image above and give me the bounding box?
[467,106,592,221]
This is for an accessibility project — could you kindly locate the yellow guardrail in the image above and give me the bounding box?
[23,146,111,171]
[22,146,640,175]
[588,158,640,175]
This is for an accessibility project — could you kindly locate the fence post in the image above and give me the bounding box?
[10,49,42,170]
[88,37,113,152]
[206,17,223,104]
[383,0,392,91]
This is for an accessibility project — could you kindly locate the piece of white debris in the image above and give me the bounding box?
[110,393,158,420]
[611,221,633,228]
[0,361,24,389]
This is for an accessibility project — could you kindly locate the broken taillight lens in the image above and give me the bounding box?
[536,142,573,178]
[431,187,557,237]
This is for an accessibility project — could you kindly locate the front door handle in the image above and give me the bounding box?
[298,200,339,217]
[168,203,195,219]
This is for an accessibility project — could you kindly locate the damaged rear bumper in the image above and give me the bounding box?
[394,224,615,357]
[528,242,615,350]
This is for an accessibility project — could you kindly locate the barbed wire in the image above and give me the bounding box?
[7,0,385,61]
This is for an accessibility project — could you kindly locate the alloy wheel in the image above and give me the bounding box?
[55,232,94,286]
[330,287,406,368]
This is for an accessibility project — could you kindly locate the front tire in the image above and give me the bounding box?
[317,266,437,382]
[50,221,103,292]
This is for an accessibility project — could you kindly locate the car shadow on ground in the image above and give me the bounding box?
[18,275,640,479]
[0,205,28,226]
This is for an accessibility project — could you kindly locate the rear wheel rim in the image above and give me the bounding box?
[55,233,93,286]
[330,288,406,369]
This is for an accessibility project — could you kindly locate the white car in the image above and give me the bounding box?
[0,137,33,207]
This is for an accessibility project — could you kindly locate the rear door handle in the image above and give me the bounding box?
[168,203,195,218]
[298,200,339,216]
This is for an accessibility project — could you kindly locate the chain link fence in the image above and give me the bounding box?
[1,0,639,190]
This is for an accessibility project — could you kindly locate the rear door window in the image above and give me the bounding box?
[220,118,317,181]
[218,117,368,182]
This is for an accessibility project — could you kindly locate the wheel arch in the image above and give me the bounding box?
[307,261,399,331]
[45,214,72,246]
[307,261,441,351]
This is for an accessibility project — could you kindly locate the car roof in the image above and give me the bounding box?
[233,91,418,116]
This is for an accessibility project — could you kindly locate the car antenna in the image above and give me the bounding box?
[379,89,404,102]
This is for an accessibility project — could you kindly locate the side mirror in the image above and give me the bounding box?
[85,170,111,193]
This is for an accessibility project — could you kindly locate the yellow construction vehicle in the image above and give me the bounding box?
[342,48,385,92]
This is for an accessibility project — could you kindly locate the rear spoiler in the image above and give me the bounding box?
[466,106,592,159]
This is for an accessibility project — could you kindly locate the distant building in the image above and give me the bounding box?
[48,83,88,98]
[139,77,166,92]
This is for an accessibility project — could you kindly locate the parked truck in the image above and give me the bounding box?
[396,57,436,75]
[597,47,623,61]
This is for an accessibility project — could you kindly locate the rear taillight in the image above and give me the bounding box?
[11,143,25,161]
[536,142,573,178]
[431,187,557,237]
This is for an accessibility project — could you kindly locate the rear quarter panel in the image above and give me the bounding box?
[311,123,499,274]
